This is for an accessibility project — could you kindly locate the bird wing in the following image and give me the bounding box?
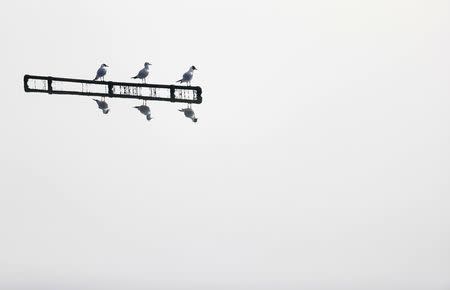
[96,67,106,79]
[137,68,149,79]
[182,71,192,82]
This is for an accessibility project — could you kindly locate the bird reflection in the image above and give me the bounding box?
[93,98,110,114]
[134,105,153,121]
[179,107,198,122]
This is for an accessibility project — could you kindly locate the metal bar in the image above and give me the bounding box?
[107,81,113,97]
[23,74,203,104]
[47,77,53,94]
[170,85,175,103]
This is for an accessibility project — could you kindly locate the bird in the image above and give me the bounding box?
[134,105,153,121]
[132,62,151,83]
[179,107,198,122]
[93,99,110,114]
[176,66,198,86]
[93,64,108,81]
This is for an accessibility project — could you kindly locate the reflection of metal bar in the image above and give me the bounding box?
[23,74,203,104]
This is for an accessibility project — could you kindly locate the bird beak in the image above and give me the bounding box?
[105,65,109,67]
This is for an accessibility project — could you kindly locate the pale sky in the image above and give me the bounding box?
[0,1,449,289]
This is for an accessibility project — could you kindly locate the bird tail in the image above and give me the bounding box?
[93,77,98,81]
[176,79,182,83]
[132,76,138,79]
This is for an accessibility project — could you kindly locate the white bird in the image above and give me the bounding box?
[93,64,108,81]
[93,99,110,114]
[134,105,153,121]
[132,62,151,83]
[179,107,198,122]
[176,66,198,86]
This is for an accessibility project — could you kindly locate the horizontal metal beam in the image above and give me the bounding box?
[23,74,203,104]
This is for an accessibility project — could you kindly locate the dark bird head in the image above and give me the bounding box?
[102,63,109,67]
[145,62,152,67]
[103,108,110,114]
[191,66,198,71]
[192,118,198,123]
[146,114,153,121]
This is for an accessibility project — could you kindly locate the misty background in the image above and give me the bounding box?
[0,1,449,289]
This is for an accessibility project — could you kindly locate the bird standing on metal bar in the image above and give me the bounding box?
[93,64,108,81]
[176,66,198,86]
[93,99,110,114]
[134,105,153,121]
[132,62,151,83]
[179,107,198,122]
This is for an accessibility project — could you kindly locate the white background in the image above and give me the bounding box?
[0,1,449,289]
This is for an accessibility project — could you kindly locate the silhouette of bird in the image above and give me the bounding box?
[179,107,197,122]
[134,105,153,121]
[93,99,110,114]
[93,64,108,81]
[132,62,151,83]
[176,66,198,86]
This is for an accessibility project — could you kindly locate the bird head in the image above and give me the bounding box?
[102,64,109,67]
[191,66,198,71]
[146,114,153,121]
[192,117,198,123]
[145,62,152,67]
[102,108,110,114]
